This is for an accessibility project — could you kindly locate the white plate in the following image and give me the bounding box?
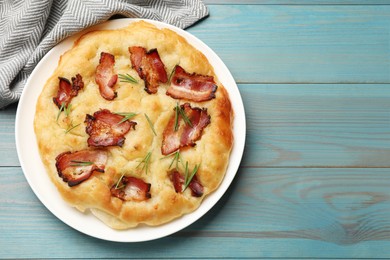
[15,19,246,242]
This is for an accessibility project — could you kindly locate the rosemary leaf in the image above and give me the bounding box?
[184,161,189,186]
[118,73,138,84]
[56,102,66,122]
[168,65,177,82]
[174,103,180,131]
[65,123,80,134]
[137,151,152,174]
[144,113,157,136]
[183,163,200,191]
[170,150,181,170]
[160,150,184,170]
[70,160,93,167]
[65,104,72,117]
[168,150,180,169]
[114,173,126,190]
[114,112,137,125]
[174,103,193,131]
[178,105,193,127]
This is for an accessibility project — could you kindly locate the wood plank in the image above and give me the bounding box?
[0,103,17,167]
[2,167,390,258]
[239,84,390,167]
[188,5,390,83]
[2,84,389,167]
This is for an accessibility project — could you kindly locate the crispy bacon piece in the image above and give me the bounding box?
[170,170,183,193]
[111,176,151,201]
[55,149,107,187]
[129,46,168,94]
[162,103,210,155]
[169,170,204,197]
[166,65,217,102]
[95,52,118,100]
[85,109,136,147]
[53,74,84,108]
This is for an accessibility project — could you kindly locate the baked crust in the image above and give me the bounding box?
[34,21,234,229]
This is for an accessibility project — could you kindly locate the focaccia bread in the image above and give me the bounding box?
[34,20,233,229]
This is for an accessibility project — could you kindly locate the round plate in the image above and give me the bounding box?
[15,18,246,242]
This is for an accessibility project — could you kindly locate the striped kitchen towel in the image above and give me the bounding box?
[0,0,208,109]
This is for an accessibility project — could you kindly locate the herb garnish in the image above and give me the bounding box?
[65,122,80,134]
[114,173,126,190]
[144,113,157,136]
[174,103,193,131]
[161,150,182,170]
[114,112,137,125]
[174,103,179,131]
[56,103,72,122]
[168,65,177,82]
[137,151,152,174]
[118,73,138,84]
[183,162,200,191]
[65,104,72,117]
[161,151,200,190]
[70,160,93,167]
[56,103,65,122]
[169,150,181,170]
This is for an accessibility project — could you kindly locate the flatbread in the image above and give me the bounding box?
[34,20,233,229]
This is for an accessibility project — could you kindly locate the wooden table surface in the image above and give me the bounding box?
[1,1,390,259]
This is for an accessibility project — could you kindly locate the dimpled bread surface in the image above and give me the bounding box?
[34,21,233,229]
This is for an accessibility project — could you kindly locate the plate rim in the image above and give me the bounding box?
[15,18,246,242]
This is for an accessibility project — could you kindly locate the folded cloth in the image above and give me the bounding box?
[0,0,208,109]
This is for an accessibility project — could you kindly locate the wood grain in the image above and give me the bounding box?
[4,84,389,167]
[239,84,390,167]
[188,5,390,83]
[0,103,17,167]
[2,167,390,258]
[1,2,390,259]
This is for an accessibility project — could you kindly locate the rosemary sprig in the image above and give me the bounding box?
[168,65,177,82]
[161,150,182,170]
[118,73,138,84]
[137,151,152,174]
[174,103,193,131]
[65,104,72,117]
[56,102,66,122]
[174,103,179,131]
[183,162,200,191]
[169,150,181,170]
[70,160,93,167]
[144,113,157,136]
[56,103,72,122]
[114,112,137,125]
[114,173,126,190]
[179,105,193,127]
[65,122,80,134]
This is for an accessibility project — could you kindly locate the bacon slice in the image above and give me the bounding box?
[55,149,107,187]
[188,175,204,197]
[169,170,204,197]
[170,170,183,194]
[129,46,168,94]
[162,103,210,155]
[53,74,84,108]
[95,52,118,100]
[166,65,217,102]
[111,176,151,201]
[85,109,136,147]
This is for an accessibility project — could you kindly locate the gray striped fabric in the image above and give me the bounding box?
[0,0,208,109]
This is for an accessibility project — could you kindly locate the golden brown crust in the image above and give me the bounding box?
[34,20,233,229]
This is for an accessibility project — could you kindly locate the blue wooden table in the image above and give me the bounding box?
[1,1,390,258]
